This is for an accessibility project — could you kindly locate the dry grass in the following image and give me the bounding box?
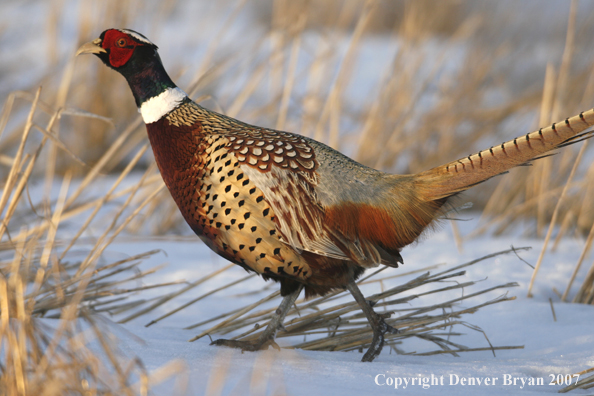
[559,367,594,393]
[2,0,594,394]
[3,0,594,237]
[0,70,188,396]
[187,248,524,356]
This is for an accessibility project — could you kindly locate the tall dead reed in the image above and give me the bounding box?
[0,71,187,396]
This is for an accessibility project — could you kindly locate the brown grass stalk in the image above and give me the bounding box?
[188,248,526,356]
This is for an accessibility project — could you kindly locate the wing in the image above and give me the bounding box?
[225,126,403,268]
[179,101,406,268]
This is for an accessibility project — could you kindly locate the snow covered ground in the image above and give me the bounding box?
[91,214,594,395]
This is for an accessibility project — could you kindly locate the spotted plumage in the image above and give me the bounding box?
[167,102,318,173]
[148,103,314,283]
[78,29,594,362]
[152,98,412,295]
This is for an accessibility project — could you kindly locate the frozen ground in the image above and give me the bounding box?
[81,213,594,395]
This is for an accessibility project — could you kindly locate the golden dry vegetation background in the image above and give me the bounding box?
[2,0,594,394]
[3,0,594,237]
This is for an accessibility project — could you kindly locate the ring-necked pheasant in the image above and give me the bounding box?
[77,29,594,362]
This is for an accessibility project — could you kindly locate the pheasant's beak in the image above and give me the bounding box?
[76,38,106,56]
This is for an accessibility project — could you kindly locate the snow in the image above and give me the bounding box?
[90,215,594,395]
[118,300,591,395]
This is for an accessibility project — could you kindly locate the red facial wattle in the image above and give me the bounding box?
[102,30,136,68]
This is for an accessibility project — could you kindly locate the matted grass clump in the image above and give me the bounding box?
[187,248,524,356]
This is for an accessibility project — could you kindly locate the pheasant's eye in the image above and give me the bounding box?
[116,38,127,48]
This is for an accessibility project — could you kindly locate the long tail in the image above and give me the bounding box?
[414,109,594,201]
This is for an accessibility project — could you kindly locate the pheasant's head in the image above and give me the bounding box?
[76,28,158,70]
[76,29,180,111]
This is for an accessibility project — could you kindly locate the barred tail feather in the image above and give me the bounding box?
[415,109,594,202]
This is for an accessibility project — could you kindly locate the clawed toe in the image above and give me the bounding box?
[208,285,302,355]
[347,280,401,362]
[378,317,399,335]
[210,338,280,352]
[361,317,399,362]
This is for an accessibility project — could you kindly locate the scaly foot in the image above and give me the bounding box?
[361,316,399,362]
[346,280,400,362]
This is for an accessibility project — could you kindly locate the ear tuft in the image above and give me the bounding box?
[119,29,158,49]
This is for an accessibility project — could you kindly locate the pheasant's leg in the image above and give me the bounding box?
[211,284,303,352]
[346,280,399,362]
